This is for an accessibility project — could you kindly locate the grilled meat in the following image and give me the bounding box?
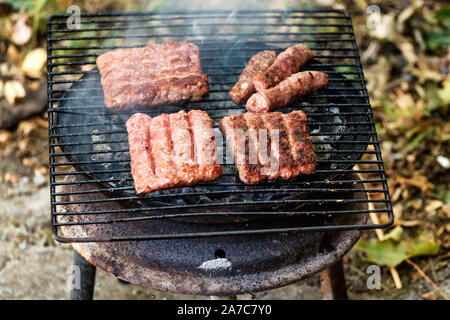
[229,50,277,105]
[219,110,315,184]
[169,110,198,184]
[253,44,313,91]
[220,114,263,184]
[149,114,180,189]
[282,110,316,175]
[261,112,297,180]
[188,109,223,179]
[126,111,222,194]
[97,42,209,109]
[126,113,155,194]
[246,71,328,112]
[243,112,276,179]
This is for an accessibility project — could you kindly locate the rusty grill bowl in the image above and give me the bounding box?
[59,173,368,296]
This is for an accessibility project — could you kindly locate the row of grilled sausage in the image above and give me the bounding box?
[127,109,315,193]
[229,44,328,112]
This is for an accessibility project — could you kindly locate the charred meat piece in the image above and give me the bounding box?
[253,44,313,91]
[261,112,297,180]
[229,50,277,105]
[169,110,198,185]
[126,111,222,194]
[246,71,328,112]
[126,113,155,194]
[188,110,223,180]
[219,110,315,184]
[149,114,180,189]
[97,42,209,109]
[243,112,276,179]
[220,114,263,184]
[281,111,316,175]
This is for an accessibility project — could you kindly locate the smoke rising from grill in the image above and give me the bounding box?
[135,0,307,12]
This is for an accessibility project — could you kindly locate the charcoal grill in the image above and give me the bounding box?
[46,9,393,298]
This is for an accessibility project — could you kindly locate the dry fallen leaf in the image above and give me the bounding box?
[379,213,391,224]
[3,172,19,184]
[3,80,26,105]
[34,164,47,176]
[0,62,22,77]
[81,64,95,72]
[365,57,391,99]
[437,78,450,105]
[425,200,444,213]
[0,130,12,147]
[394,172,434,193]
[391,187,404,203]
[396,40,418,65]
[396,3,418,34]
[393,203,403,221]
[30,80,41,91]
[395,89,415,110]
[22,48,47,78]
[2,18,12,38]
[361,41,380,63]
[370,13,396,41]
[441,204,450,218]
[397,220,422,227]
[32,116,48,128]
[17,139,27,152]
[411,68,445,83]
[6,45,22,65]
[421,291,438,300]
[17,120,38,136]
[411,58,446,82]
[22,157,38,166]
[11,15,32,46]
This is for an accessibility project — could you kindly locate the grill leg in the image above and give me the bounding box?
[71,251,96,300]
[319,259,348,300]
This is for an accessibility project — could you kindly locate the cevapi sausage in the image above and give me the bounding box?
[229,50,277,105]
[246,71,328,112]
[126,110,222,194]
[253,44,314,91]
[219,110,316,184]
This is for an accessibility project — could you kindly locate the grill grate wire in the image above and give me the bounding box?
[47,10,393,242]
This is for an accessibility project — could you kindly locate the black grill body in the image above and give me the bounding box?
[47,10,393,242]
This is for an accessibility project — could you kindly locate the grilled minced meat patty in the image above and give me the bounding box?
[220,110,315,184]
[126,111,222,194]
[97,42,209,109]
[246,71,328,112]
